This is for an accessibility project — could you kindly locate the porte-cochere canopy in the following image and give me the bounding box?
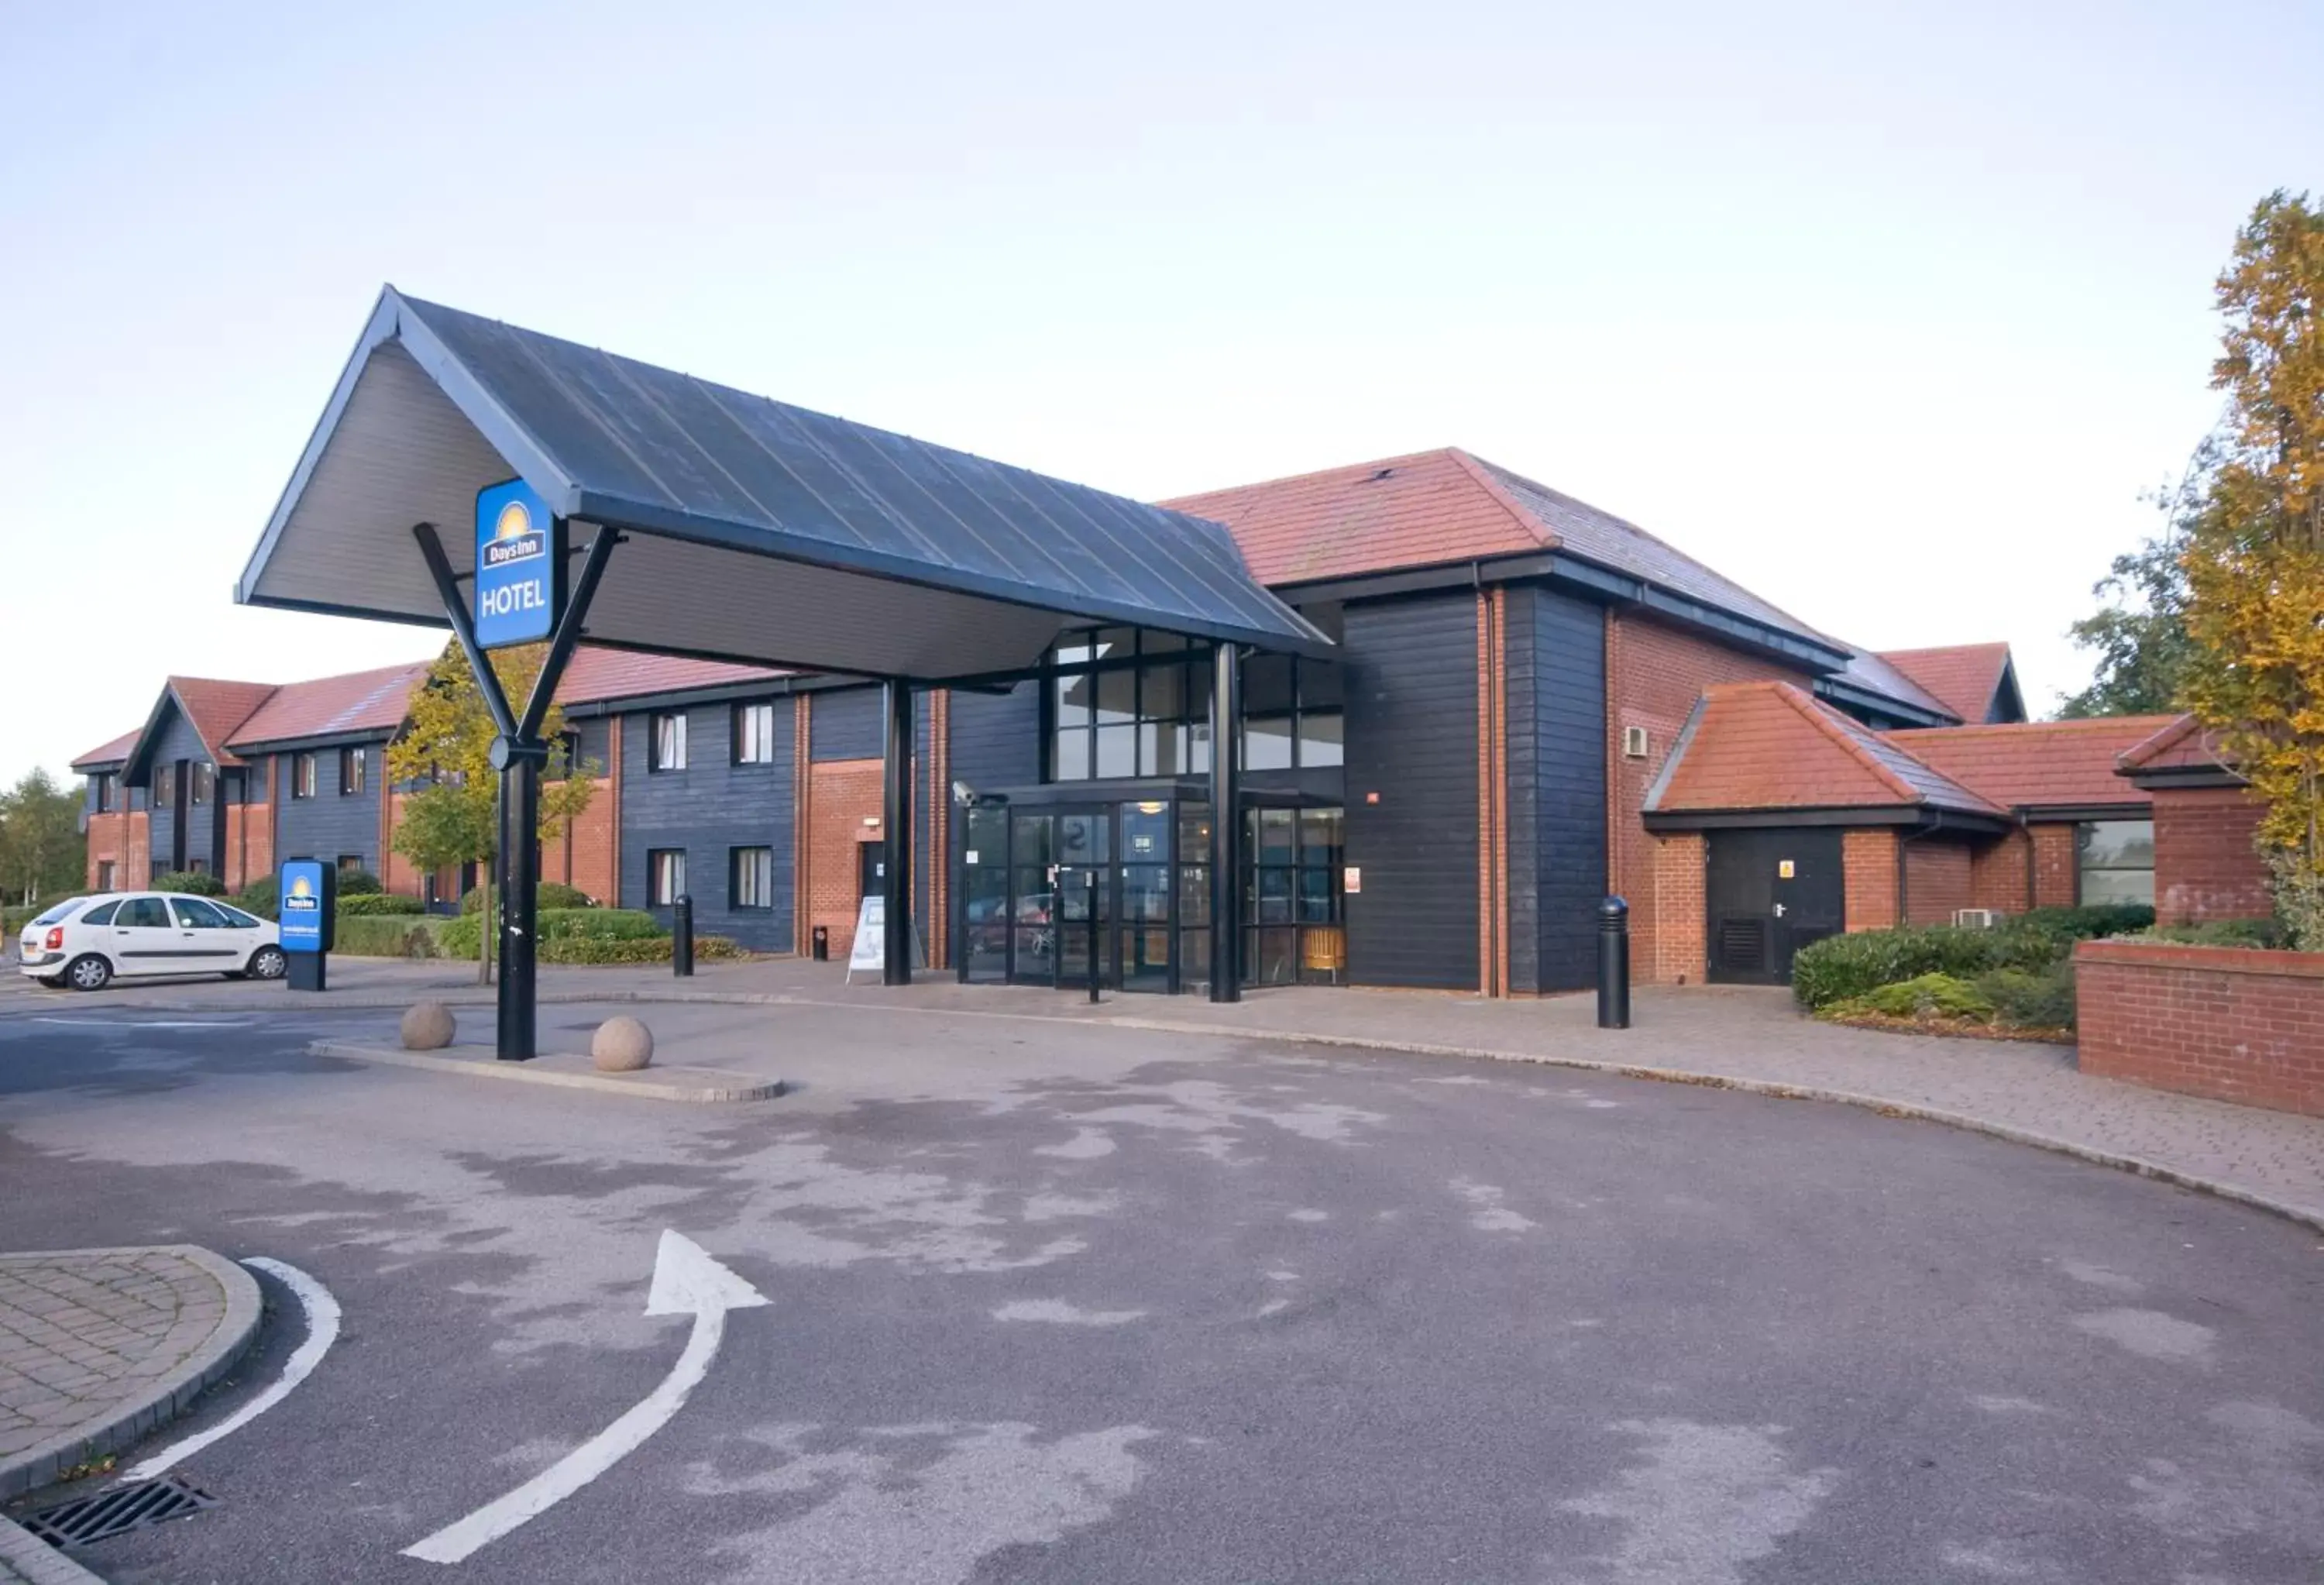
[236,288,1328,677]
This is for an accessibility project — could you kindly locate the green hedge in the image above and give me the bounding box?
[336,868,383,896]
[234,878,278,920]
[2140,918,2288,949]
[338,892,425,917]
[334,916,450,958]
[2012,903,2157,940]
[153,871,225,896]
[460,882,593,915]
[1791,905,2156,1010]
[3,898,84,936]
[1975,963,2078,1029]
[437,907,659,959]
[538,933,743,964]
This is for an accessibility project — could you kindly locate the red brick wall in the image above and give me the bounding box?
[1649,832,1707,983]
[2031,823,2077,907]
[1842,828,1898,930]
[1903,837,1975,926]
[2077,940,2324,1118]
[1969,829,2030,914]
[380,792,421,899]
[803,758,884,959]
[1608,613,1810,982]
[125,810,151,890]
[84,810,144,891]
[541,779,616,903]
[224,803,273,892]
[2153,785,2271,923]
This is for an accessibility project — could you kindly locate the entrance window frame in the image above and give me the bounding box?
[1040,629,1342,783]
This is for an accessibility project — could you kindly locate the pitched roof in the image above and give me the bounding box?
[1647,682,2003,817]
[555,648,788,707]
[1161,447,1833,653]
[164,678,280,768]
[1821,648,1960,722]
[229,661,431,748]
[1878,644,2017,724]
[1886,716,2181,809]
[70,728,143,772]
[2116,713,2239,775]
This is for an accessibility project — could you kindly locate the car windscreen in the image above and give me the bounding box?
[30,899,87,927]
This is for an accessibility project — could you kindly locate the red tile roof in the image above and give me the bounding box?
[2116,713,2237,775]
[554,647,788,706]
[165,678,280,768]
[1877,644,2014,724]
[1648,682,2002,817]
[230,661,431,748]
[70,727,144,771]
[1886,716,2181,810]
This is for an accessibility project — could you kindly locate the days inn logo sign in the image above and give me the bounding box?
[474,479,562,648]
[284,875,320,911]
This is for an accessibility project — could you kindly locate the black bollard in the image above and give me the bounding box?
[1597,896,1631,1030]
[673,893,695,978]
[1086,871,1102,1004]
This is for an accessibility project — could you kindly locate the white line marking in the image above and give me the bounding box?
[33,1017,256,1029]
[403,1230,767,1566]
[125,1257,341,1479]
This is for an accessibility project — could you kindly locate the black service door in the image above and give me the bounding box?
[1707,828,1844,984]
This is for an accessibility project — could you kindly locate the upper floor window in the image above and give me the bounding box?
[91,773,115,813]
[340,746,368,796]
[734,702,777,765]
[651,712,689,772]
[155,765,175,806]
[1044,628,1343,782]
[190,762,214,805]
[291,752,318,799]
[2078,820,2154,907]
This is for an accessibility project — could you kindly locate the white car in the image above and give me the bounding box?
[16,892,287,992]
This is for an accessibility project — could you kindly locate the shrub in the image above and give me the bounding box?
[1793,926,2013,1008]
[337,892,425,917]
[537,933,744,964]
[2013,903,2156,941]
[1974,963,2078,1030]
[438,913,483,958]
[333,916,443,958]
[1842,972,1996,1021]
[460,882,593,914]
[234,877,279,920]
[152,871,225,896]
[3,898,83,936]
[2140,918,2290,949]
[435,906,646,960]
[335,868,383,896]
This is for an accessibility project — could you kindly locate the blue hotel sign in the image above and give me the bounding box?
[475,479,562,648]
[279,859,328,954]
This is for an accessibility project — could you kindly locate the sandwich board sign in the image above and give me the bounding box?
[844,895,924,983]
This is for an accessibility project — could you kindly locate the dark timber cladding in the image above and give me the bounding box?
[1502,586,1608,993]
[1342,594,1480,989]
[619,700,796,954]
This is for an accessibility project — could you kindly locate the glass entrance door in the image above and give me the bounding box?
[1054,809,1112,990]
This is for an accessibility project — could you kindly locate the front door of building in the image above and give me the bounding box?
[858,841,885,900]
[1706,828,1844,984]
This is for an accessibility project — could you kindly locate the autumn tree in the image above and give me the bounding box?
[385,641,599,980]
[2179,191,2324,947]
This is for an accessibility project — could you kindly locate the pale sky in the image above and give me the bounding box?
[4,1,2318,784]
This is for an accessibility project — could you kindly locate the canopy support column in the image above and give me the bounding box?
[414,520,620,1060]
[882,679,914,987]
[1208,644,1241,1003]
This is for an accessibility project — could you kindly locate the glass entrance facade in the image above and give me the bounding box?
[957,794,1343,993]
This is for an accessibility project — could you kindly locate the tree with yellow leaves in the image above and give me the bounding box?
[2181,190,2324,947]
[385,640,600,980]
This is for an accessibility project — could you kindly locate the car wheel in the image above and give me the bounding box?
[37,975,66,989]
[247,945,288,981]
[64,954,112,992]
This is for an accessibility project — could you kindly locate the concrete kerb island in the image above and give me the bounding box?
[0,1246,262,1502]
[308,1040,784,1104]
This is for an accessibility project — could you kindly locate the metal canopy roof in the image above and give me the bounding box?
[236,289,1329,677]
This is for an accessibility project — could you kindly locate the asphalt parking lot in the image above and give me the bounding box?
[2,999,2321,1583]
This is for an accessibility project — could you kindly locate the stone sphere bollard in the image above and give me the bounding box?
[592,1016,655,1072]
[401,1002,456,1051]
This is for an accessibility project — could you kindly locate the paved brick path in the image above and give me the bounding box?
[0,1248,259,1500]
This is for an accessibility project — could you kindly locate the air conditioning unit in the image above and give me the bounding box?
[1622,725,1650,759]
[1954,909,2001,929]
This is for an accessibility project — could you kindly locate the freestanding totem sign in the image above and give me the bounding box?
[278,857,335,991]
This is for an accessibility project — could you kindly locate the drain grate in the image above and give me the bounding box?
[22,1473,218,1549]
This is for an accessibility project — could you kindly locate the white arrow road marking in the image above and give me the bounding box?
[403,1230,768,1566]
[125,1257,341,1479]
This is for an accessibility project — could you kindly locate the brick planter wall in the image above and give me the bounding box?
[2075,940,2324,1118]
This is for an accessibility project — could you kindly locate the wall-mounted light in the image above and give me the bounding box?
[862,816,881,828]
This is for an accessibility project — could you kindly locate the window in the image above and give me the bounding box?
[170,896,235,930]
[651,712,689,772]
[734,702,777,765]
[95,861,115,892]
[91,774,115,813]
[187,858,208,875]
[1244,805,1344,987]
[648,849,687,906]
[155,765,174,805]
[2078,820,2155,906]
[291,752,318,799]
[731,846,775,909]
[190,762,214,805]
[340,745,368,796]
[81,899,120,926]
[337,854,366,879]
[215,902,263,930]
[118,896,170,929]
[1043,629,1344,782]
